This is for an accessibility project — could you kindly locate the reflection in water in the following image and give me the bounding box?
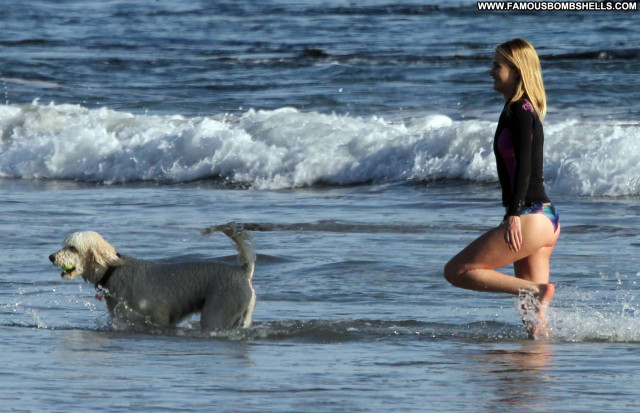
[475,341,554,410]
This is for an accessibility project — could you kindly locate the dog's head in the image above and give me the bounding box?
[49,231,122,281]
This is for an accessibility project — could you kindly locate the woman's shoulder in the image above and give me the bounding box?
[505,99,537,124]
[510,99,535,115]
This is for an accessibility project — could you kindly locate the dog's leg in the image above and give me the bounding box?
[200,223,258,330]
[239,288,257,328]
[200,314,225,331]
[200,300,235,331]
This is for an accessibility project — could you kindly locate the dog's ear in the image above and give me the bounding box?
[87,236,123,268]
[90,248,124,268]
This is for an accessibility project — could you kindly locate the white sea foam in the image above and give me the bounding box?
[1,102,638,195]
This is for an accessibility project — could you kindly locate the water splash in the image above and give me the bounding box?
[546,281,640,343]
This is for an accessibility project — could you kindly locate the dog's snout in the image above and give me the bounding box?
[49,254,55,263]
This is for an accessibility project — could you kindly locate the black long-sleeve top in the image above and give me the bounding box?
[493,99,550,216]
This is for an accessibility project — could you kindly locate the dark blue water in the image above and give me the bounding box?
[1,1,640,412]
[2,0,639,119]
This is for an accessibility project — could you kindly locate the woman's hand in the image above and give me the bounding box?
[503,215,522,252]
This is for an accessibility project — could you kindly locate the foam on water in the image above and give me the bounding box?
[1,102,639,195]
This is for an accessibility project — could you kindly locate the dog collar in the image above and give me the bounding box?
[94,266,116,301]
[95,266,117,290]
[94,253,121,291]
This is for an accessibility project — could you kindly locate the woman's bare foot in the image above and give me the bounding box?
[520,284,555,339]
[538,283,556,306]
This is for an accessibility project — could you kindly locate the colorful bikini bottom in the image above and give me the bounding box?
[518,203,560,231]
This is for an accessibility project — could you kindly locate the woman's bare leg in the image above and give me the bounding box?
[444,214,556,296]
[514,223,561,337]
[514,222,560,283]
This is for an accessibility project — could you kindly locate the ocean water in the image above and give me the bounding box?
[1,1,640,412]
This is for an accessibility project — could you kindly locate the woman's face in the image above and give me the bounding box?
[490,52,519,98]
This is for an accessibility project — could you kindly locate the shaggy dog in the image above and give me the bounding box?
[49,223,256,330]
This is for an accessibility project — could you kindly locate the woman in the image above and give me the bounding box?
[444,38,560,339]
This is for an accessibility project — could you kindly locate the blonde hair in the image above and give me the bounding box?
[496,38,546,120]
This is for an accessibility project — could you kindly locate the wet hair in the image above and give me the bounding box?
[496,38,547,120]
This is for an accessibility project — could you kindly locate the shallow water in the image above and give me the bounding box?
[3,180,640,411]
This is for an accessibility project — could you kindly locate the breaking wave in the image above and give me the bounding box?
[1,102,638,196]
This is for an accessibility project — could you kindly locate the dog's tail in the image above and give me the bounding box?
[201,222,256,280]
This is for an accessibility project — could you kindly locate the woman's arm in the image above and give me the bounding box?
[506,101,536,217]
